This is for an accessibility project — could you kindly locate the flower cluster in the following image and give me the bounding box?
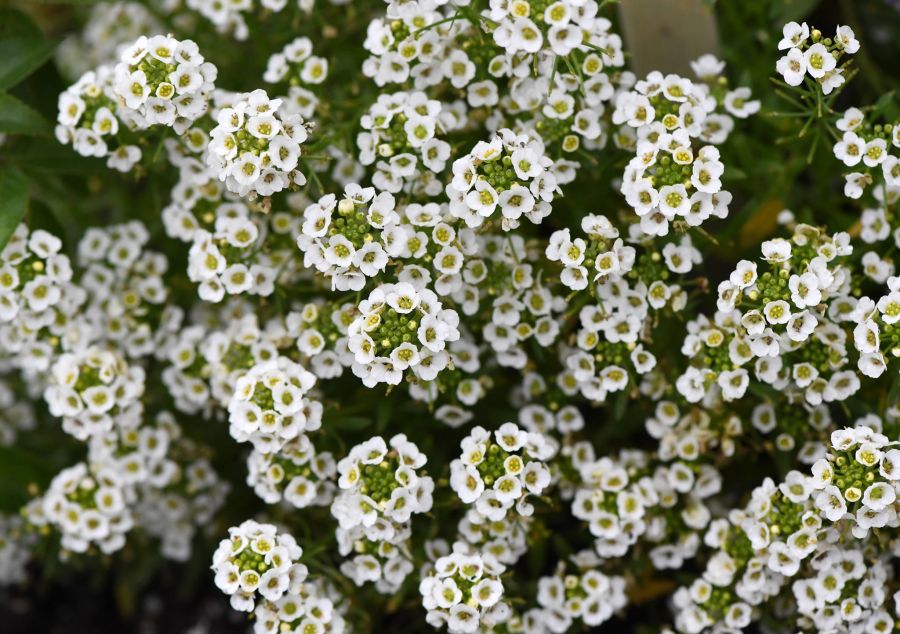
[678,224,856,405]
[297,186,400,291]
[337,522,414,594]
[208,89,311,197]
[247,434,336,508]
[77,221,174,358]
[36,462,134,555]
[56,66,142,170]
[546,213,635,291]
[211,519,306,612]
[347,282,460,386]
[530,560,628,631]
[251,579,348,634]
[113,35,217,132]
[331,434,434,530]
[450,423,555,520]
[419,543,509,634]
[790,548,892,633]
[131,412,230,561]
[488,0,616,59]
[446,129,557,230]
[615,65,752,235]
[0,225,74,325]
[264,36,329,88]
[832,106,899,200]
[227,356,321,452]
[44,346,145,440]
[775,22,857,94]
[810,427,900,535]
[358,91,454,193]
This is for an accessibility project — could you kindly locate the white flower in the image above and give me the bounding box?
[788,272,822,308]
[776,48,807,86]
[208,89,307,197]
[835,25,860,54]
[861,482,895,512]
[763,300,791,325]
[778,21,809,50]
[803,43,836,79]
[815,485,847,522]
[834,132,865,167]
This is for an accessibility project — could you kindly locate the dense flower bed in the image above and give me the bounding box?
[1,1,900,632]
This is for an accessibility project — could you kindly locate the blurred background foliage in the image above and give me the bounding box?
[0,0,898,632]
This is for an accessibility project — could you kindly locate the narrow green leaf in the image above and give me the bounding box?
[331,415,372,430]
[769,0,821,23]
[27,0,111,4]
[873,90,900,120]
[0,38,57,91]
[0,92,52,136]
[0,446,48,511]
[5,137,103,174]
[0,167,29,250]
[0,9,42,39]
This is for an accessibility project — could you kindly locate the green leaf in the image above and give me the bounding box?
[375,397,394,433]
[5,137,104,173]
[0,37,57,91]
[873,90,900,121]
[0,167,28,250]
[331,415,373,430]
[0,92,51,136]
[768,0,821,23]
[0,446,49,512]
[612,388,629,422]
[28,0,111,4]
[0,9,42,39]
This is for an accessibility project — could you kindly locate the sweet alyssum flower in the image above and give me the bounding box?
[35,461,133,555]
[358,90,454,193]
[0,225,73,324]
[211,519,306,612]
[615,68,743,235]
[251,579,348,634]
[113,34,217,133]
[532,560,629,630]
[347,282,460,386]
[297,185,401,291]
[331,434,434,531]
[227,356,321,452]
[446,128,558,230]
[419,542,509,634]
[809,426,900,535]
[450,423,555,521]
[246,433,336,509]
[44,345,145,440]
[207,89,311,198]
[56,65,142,171]
[775,22,857,94]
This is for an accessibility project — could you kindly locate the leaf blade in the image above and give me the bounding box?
[0,37,57,91]
[0,167,29,250]
[0,92,52,136]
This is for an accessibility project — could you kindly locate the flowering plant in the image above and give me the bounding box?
[3,1,900,632]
